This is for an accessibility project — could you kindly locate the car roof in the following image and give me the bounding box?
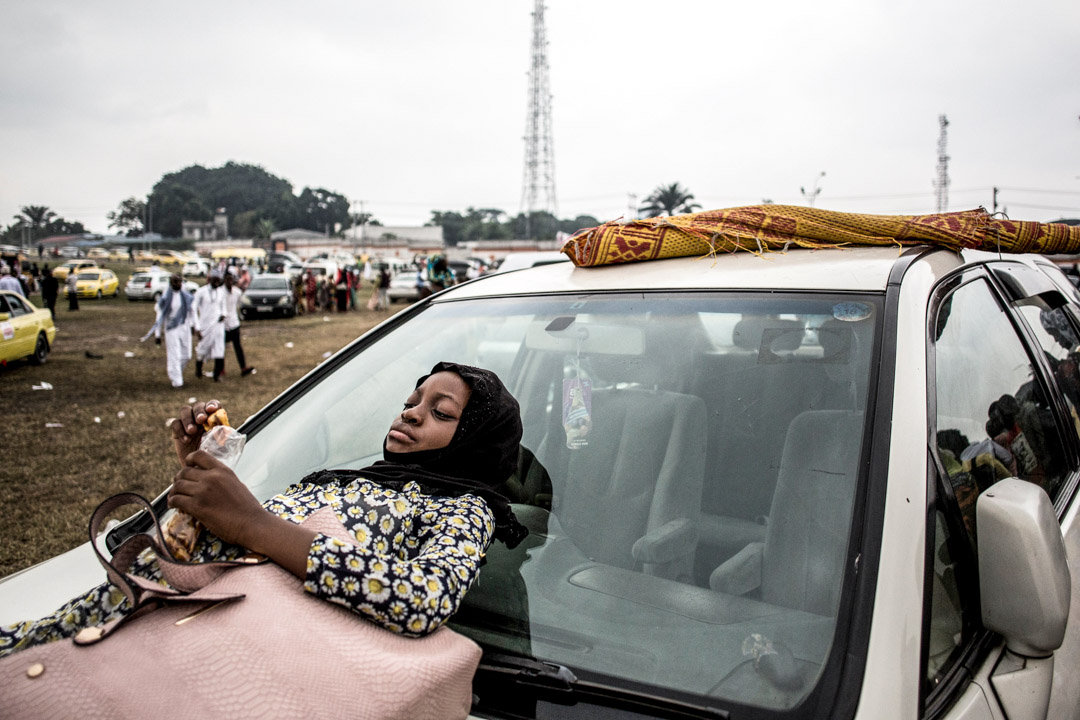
[445,246,914,299]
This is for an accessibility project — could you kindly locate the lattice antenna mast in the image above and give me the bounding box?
[520,0,557,239]
[934,114,950,213]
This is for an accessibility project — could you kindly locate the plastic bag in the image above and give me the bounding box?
[159,425,247,561]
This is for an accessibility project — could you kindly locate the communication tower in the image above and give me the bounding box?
[934,115,950,213]
[520,0,557,238]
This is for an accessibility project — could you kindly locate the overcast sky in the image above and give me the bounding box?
[2,0,1078,236]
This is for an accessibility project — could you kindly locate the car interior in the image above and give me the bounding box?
[232,292,880,709]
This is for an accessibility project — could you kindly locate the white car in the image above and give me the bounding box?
[181,259,210,277]
[124,270,198,301]
[3,246,1080,719]
[493,250,571,273]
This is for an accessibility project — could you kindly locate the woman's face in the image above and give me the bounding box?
[385,371,471,453]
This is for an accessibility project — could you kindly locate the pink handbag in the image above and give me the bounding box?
[0,493,482,719]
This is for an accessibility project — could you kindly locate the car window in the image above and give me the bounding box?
[232,291,881,712]
[248,277,287,290]
[77,273,100,280]
[5,295,29,316]
[0,295,10,315]
[1016,301,1080,447]
[928,275,1074,701]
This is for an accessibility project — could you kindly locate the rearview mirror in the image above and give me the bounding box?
[978,478,1070,657]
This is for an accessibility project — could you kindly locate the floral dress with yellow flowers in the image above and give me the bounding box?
[0,475,495,657]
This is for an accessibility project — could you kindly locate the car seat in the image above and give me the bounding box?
[709,409,864,616]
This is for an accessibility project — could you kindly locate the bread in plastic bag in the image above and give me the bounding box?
[159,418,246,561]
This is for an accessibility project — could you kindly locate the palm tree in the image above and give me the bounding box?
[255,218,277,240]
[638,183,701,218]
[14,205,57,241]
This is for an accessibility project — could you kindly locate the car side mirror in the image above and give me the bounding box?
[977,478,1070,657]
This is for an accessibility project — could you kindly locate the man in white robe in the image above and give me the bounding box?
[193,270,227,381]
[140,274,194,388]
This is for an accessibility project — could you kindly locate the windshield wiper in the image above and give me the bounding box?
[474,653,731,719]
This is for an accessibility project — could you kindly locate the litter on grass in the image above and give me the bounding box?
[94,417,101,423]
[123,351,135,358]
[188,397,197,403]
[322,351,332,358]
[323,317,330,322]
[45,423,63,428]
[285,342,295,348]
[117,411,126,419]
[31,382,53,390]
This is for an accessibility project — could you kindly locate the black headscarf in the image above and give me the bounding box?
[302,362,528,548]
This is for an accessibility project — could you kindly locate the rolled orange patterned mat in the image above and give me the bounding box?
[561,205,1080,267]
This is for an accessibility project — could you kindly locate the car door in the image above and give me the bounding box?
[925,262,1080,719]
[0,293,35,359]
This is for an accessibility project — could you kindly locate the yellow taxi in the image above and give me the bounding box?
[74,269,120,298]
[51,259,98,282]
[0,290,56,366]
[108,247,131,262]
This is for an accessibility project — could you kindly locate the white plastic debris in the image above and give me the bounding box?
[124,351,135,358]
[31,382,53,390]
[188,397,197,404]
[117,411,126,419]
[285,342,294,348]
[323,316,330,322]
[322,351,332,358]
[94,417,101,423]
[45,423,63,428]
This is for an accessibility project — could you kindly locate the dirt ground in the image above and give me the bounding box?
[0,263,399,577]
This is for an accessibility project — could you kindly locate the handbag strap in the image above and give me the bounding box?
[80,493,258,645]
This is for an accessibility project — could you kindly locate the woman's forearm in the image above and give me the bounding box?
[239,511,318,579]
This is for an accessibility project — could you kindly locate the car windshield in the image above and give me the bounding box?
[230,291,880,712]
[76,273,99,280]
[248,277,288,290]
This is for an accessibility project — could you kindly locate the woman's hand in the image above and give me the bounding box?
[169,399,221,467]
[169,450,266,547]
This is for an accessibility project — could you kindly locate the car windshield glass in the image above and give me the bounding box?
[231,291,880,712]
[248,277,287,290]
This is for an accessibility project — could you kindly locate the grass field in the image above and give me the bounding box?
[0,263,399,577]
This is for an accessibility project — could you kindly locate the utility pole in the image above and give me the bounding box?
[933,115,950,213]
[801,172,826,207]
[627,193,638,220]
[520,0,557,239]
[992,187,999,214]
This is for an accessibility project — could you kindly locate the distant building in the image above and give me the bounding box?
[182,208,229,242]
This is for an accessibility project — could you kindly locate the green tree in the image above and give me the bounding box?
[149,182,212,237]
[558,215,600,236]
[427,210,465,246]
[13,206,57,241]
[297,187,351,235]
[107,197,147,236]
[638,182,701,218]
[254,218,277,240]
[45,218,86,235]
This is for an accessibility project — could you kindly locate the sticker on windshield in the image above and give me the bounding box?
[832,302,872,322]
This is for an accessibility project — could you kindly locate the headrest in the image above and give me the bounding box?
[732,316,805,353]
